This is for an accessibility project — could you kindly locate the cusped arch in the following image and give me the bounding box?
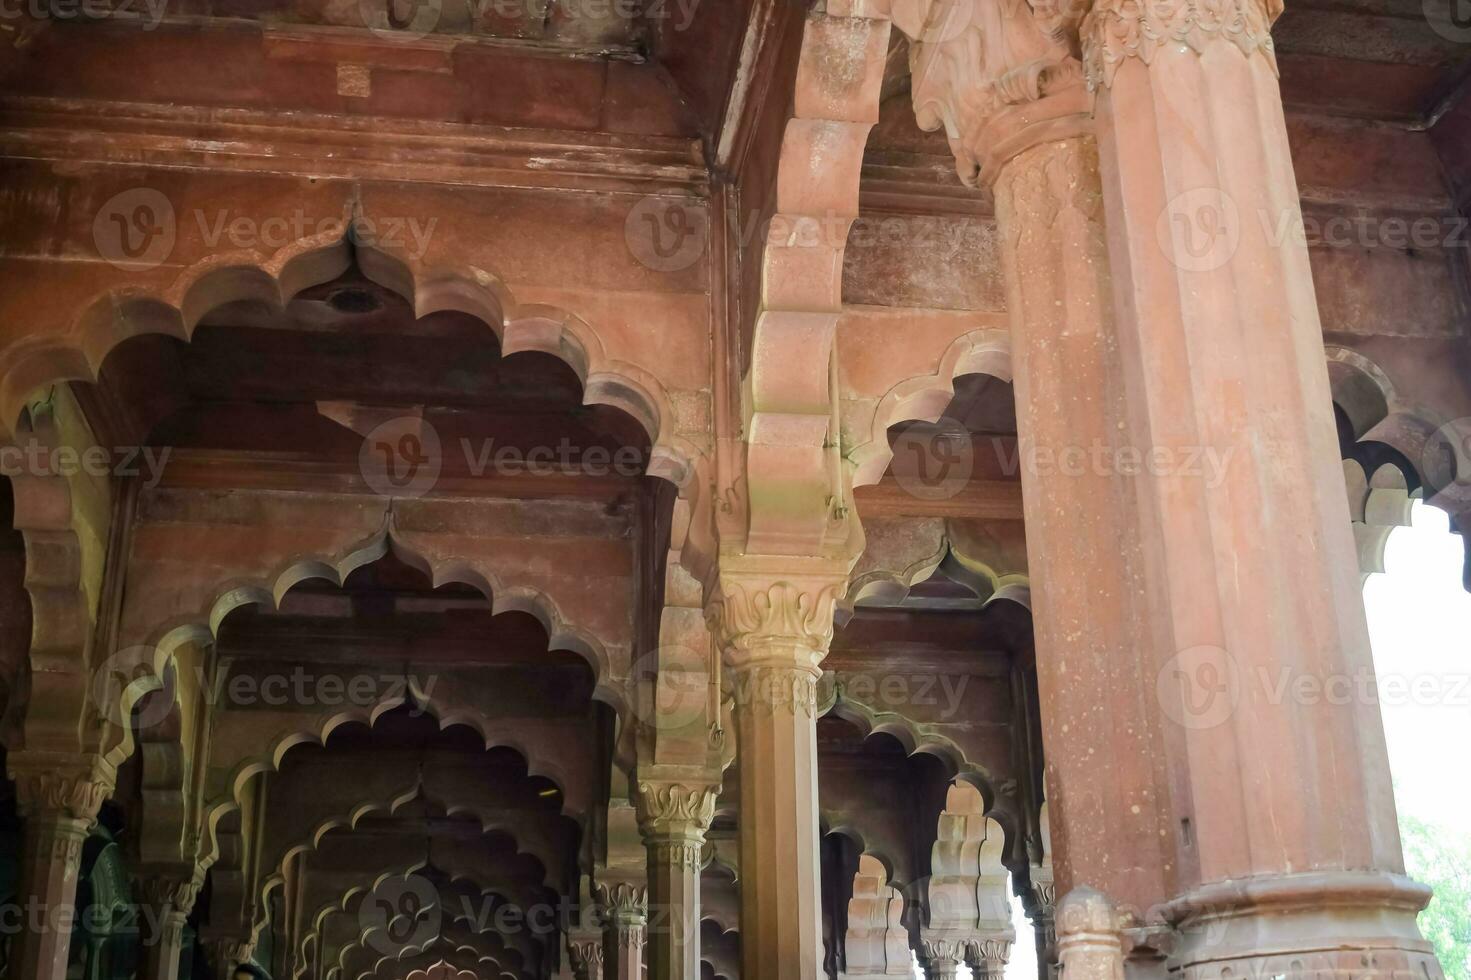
[263,778,572,907]
[97,526,618,869]
[849,329,1014,490]
[0,237,706,497]
[824,695,996,798]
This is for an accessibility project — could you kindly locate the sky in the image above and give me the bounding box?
[1363,501,1471,823]
[914,500,1470,980]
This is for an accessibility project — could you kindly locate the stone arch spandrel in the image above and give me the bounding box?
[841,321,1012,489]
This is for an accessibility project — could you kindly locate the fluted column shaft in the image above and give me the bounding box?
[637,780,717,980]
[709,572,845,980]
[1079,1,1438,973]
[8,754,114,980]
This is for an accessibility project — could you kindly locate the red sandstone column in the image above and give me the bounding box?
[637,779,718,980]
[887,0,1438,970]
[1080,0,1437,971]
[707,565,846,980]
[7,753,114,980]
[597,880,648,980]
[134,868,203,980]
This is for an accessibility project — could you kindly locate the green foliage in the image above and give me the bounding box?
[1401,813,1471,980]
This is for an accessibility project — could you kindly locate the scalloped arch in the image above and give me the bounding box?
[93,525,624,871]
[849,328,1014,490]
[261,775,574,909]
[0,237,704,495]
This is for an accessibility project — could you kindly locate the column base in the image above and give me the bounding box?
[1162,872,1441,980]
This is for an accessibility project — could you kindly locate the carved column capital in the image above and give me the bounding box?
[132,866,204,920]
[1080,0,1280,89]
[210,937,258,980]
[921,937,968,979]
[967,935,1014,980]
[595,880,649,925]
[882,0,1091,186]
[635,777,718,854]
[568,935,606,980]
[706,569,846,672]
[9,752,116,825]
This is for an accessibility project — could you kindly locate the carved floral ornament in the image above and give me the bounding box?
[705,578,846,665]
[8,754,116,823]
[866,0,1281,182]
[635,779,719,837]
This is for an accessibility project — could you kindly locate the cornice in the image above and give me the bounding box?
[0,96,709,195]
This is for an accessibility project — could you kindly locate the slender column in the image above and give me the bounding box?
[636,778,718,980]
[1026,873,1058,980]
[7,753,115,980]
[1078,0,1440,973]
[568,934,606,980]
[707,566,846,980]
[133,869,202,980]
[597,880,648,980]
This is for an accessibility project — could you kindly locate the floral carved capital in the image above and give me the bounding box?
[705,577,845,669]
[635,779,718,843]
[133,869,204,918]
[1081,0,1280,88]
[9,753,115,824]
[594,880,649,924]
[568,936,605,977]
